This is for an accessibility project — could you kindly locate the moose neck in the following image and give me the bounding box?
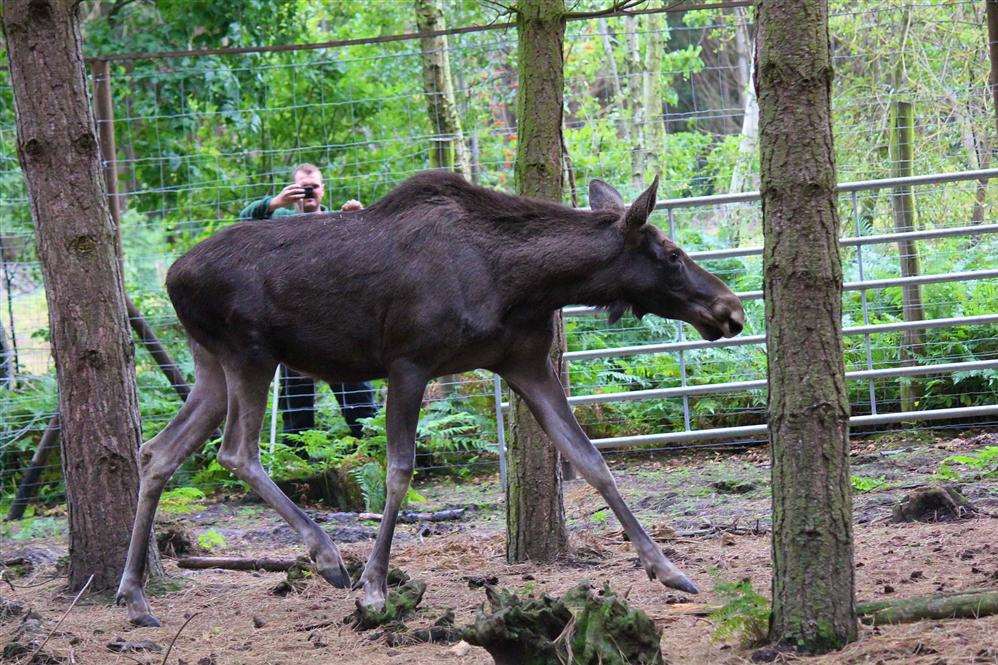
[491,210,627,315]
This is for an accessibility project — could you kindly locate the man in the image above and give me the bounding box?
[239,163,377,441]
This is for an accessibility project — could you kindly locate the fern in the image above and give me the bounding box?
[352,461,387,513]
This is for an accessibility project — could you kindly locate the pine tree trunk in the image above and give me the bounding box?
[728,6,759,196]
[414,0,472,180]
[506,0,569,564]
[756,0,857,653]
[988,0,998,138]
[597,18,632,146]
[889,101,924,411]
[3,0,155,592]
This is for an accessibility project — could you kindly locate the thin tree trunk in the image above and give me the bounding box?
[624,15,644,187]
[506,0,569,564]
[729,6,759,195]
[642,12,666,176]
[889,100,924,411]
[3,0,155,591]
[598,17,632,147]
[988,0,998,138]
[756,0,857,652]
[414,0,472,180]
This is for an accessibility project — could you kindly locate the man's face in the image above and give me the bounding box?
[294,169,324,213]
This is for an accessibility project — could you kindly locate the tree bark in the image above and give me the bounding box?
[889,100,924,411]
[414,0,472,180]
[624,15,644,187]
[506,0,569,564]
[3,0,156,591]
[641,13,666,177]
[756,0,857,652]
[729,6,759,196]
[988,0,998,139]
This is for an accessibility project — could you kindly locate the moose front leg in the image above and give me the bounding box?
[502,358,698,594]
[357,362,427,609]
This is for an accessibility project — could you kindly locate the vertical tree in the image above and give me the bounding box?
[3,0,159,591]
[624,14,644,186]
[506,0,569,563]
[641,12,665,176]
[756,0,857,652]
[414,0,472,179]
[889,100,924,411]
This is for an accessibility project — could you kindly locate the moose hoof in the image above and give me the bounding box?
[317,563,352,589]
[129,613,162,628]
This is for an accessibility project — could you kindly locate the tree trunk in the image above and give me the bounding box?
[756,0,857,653]
[728,6,759,196]
[597,18,632,147]
[641,13,666,177]
[506,0,569,564]
[5,415,60,522]
[889,101,924,411]
[624,15,644,187]
[3,0,157,591]
[856,589,998,626]
[414,0,472,180]
[988,0,998,138]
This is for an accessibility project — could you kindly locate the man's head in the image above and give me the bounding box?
[293,163,324,213]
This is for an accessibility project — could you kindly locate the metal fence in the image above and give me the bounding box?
[1,0,995,512]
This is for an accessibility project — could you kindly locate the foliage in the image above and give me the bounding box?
[850,475,889,493]
[196,529,227,551]
[709,578,770,647]
[159,486,207,514]
[935,446,998,481]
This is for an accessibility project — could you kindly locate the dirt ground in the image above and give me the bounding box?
[2,429,996,664]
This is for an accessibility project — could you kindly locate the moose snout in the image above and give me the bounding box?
[713,297,745,338]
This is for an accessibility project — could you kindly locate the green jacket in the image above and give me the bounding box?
[239,196,327,220]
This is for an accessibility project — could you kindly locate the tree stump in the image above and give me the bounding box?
[891,485,976,523]
[349,580,427,630]
[462,583,663,665]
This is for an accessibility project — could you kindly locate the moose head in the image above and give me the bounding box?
[590,178,745,341]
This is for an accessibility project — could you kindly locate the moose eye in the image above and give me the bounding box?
[668,250,682,263]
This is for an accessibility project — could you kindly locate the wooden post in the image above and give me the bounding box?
[889,100,924,411]
[506,0,570,564]
[757,0,857,651]
[91,60,192,402]
[5,415,60,521]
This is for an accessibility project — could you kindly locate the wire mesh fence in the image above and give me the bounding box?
[1,0,995,515]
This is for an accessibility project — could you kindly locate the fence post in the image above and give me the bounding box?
[889,100,924,411]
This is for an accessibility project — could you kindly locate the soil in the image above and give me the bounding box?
[2,429,996,665]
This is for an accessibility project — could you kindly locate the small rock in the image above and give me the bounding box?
[883,584,895,594]
[521,574,535,581]
[197,655,218,665]
[450,640,471,656]
[910,570,924,580]
[464,575,499,589]
[252,615,266,628]
[720,533,737,546]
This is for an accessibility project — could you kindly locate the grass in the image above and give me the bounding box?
[851,475,890,493]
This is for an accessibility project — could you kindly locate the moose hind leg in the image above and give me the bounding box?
[502,359,698,595]
[216,363,350,588]
[117,343,228,626]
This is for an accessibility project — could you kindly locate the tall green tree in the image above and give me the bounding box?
[757,0,857,652]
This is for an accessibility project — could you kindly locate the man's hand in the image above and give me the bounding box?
[268,184,306,212]
[341,199,364,212]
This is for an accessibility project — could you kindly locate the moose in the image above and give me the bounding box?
[116,170,745,626]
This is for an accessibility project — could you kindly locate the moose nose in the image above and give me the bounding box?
[714,298,745,338]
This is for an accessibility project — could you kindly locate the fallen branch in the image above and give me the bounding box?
[177,556,302,572]
[856,589,998,626]
[358,508,466,523]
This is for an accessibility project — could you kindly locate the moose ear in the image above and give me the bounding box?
[622,176,659,233]
[588,179,625,211]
